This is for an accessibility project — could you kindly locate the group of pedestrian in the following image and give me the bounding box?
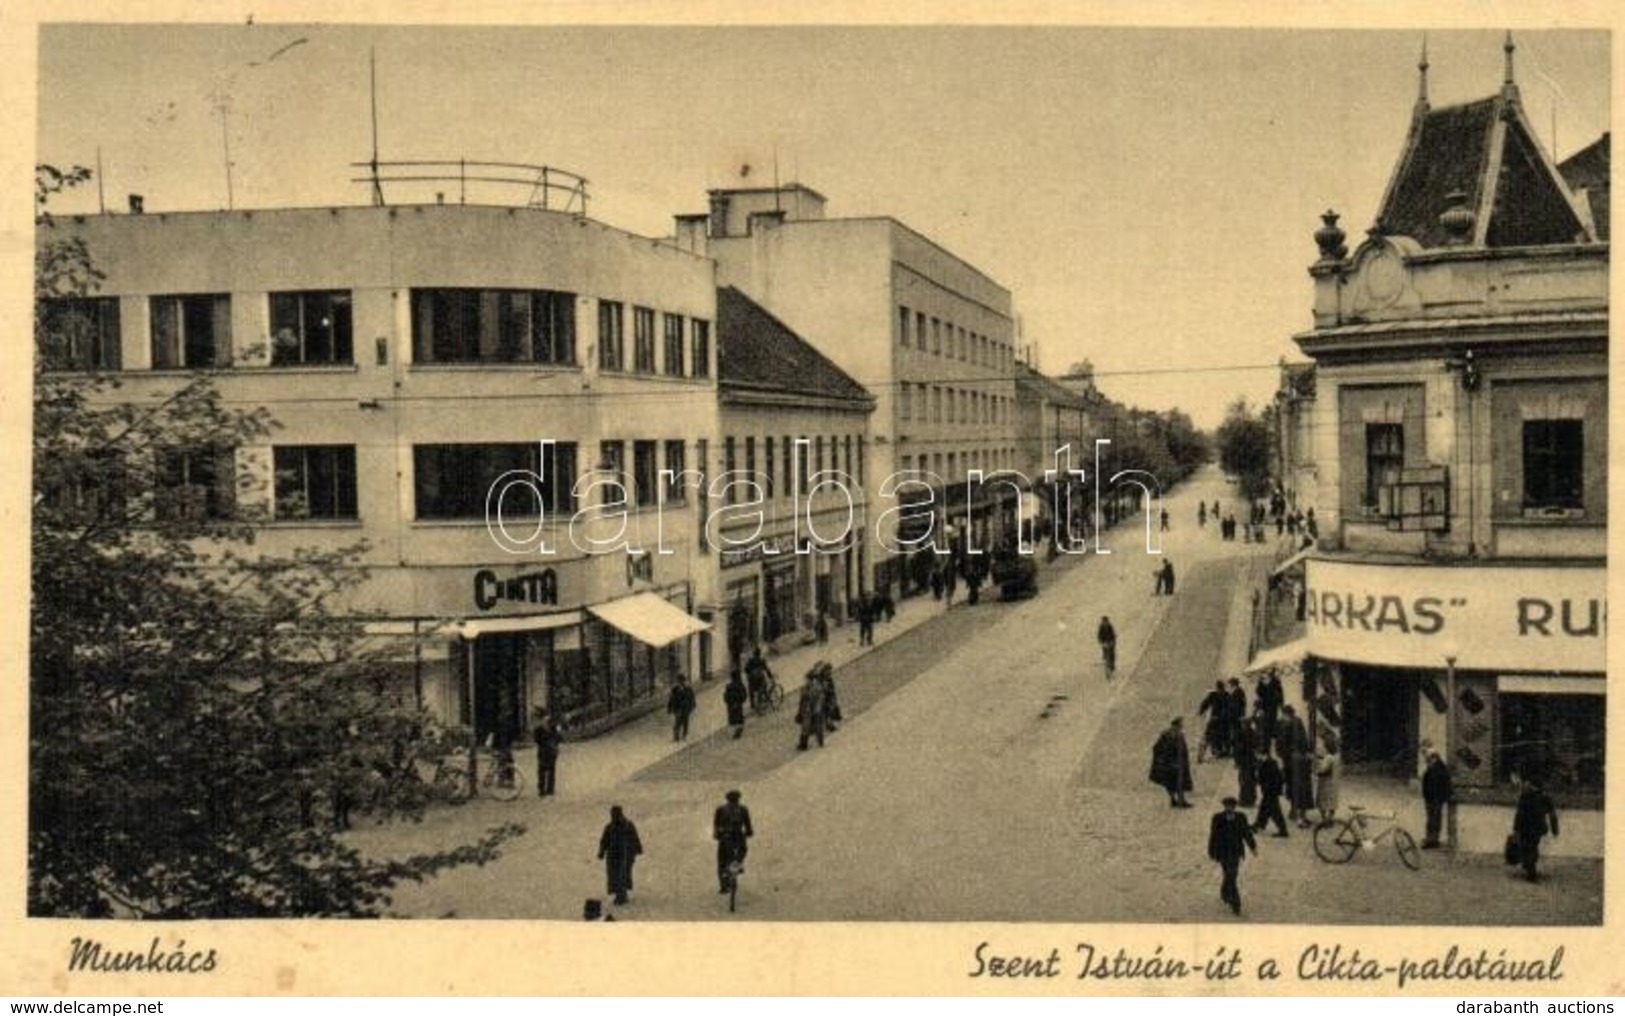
[795,661,842,750]
[586,788,757,913]
[1151,558,1176,596]
[1195,678,1247,762]
[854,589,893,646]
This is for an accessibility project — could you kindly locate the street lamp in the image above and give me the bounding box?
[1442,646,1460,851]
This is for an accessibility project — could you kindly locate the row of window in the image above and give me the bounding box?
[898,450,1016,482]
[719,433,867,505]
[897,304,1010,372]
[1361,419,1586,512]
[898,382,1010,428]
[39,292,711,377]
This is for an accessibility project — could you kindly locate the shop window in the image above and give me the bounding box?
[1522,419,1583,511]
[271,291,353,366]
[1499,693,1604,791]
[157,446,235,521]
[598,301,625,372]
[633,440,658,508]
[690,319,710,378]
[1363,423,1404,511]
[39,297,121,371]
[151,294,230,369]
[633,306,656,374]
[274,445,358,520]
[663,313,685,376]
[411,288,575,365]
[414,442,576,520]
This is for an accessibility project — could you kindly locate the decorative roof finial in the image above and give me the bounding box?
[1504,30,1517,87]
[1417,33,1430,109]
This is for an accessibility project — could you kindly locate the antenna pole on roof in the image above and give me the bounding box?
[369,47,385,206]
[95,146,106,214]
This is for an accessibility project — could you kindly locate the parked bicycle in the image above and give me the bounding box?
[752,673,785,716]
[430,747,524,803]
[1313,805,1421,870]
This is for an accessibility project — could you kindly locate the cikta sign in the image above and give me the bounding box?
[1302,559,1604,672]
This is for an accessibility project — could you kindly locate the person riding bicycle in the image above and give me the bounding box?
[713,789,754,893]
[1096,616,1117,677]
[745,646,773,711]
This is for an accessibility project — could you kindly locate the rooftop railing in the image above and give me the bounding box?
[350,159,589,214]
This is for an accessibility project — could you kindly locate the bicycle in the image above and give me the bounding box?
[751,675,785,716]
[719,843,746,913]
[430,748,524,803]
[1312,805,1421,870]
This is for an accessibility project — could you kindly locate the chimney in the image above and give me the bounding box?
[673,213,710,256]
[128,194,145,214]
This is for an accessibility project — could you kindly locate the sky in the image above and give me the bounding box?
[33,22,1611,430]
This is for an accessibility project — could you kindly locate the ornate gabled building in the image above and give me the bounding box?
[1288,37,1606,802]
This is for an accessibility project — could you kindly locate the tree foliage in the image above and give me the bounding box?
[1213,397,1274,500]
[31,166,522,918]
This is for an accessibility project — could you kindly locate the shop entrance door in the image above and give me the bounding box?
[1341,668,1418,775]
[472,635,524,749]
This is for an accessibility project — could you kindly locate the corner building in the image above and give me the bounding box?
[674,185,1020,599]
[47,203,722,741]
[1291,42,1607,800]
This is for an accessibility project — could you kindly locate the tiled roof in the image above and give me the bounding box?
[716,286,872,404]
[1376,96,1588,248]
[1559,133,1610,242]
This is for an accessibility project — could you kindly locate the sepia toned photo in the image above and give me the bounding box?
[7,6,1616,997]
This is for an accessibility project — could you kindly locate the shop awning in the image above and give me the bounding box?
[589,594,709,648]
[1271,548,1314,576]
[444,611,585,640]
[1244,638,1308,675]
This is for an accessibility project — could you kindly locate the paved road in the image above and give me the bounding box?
[350,466,1601,924]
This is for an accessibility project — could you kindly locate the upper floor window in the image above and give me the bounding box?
[39,297,121,371]
[598,301,625,372]
[633,306,656,373]
[691,319,711,378]
[157,446,235,521]
[633,440,658,508]
[663,313,686,377]
[1364,423,1404,511]
[414,442,576,520]
[411,288,575,365]
[664,440,687,505]
[151,294,230,369]
[1523,419,1584,510]
[271,291,353,366]
[274,445,358,520]
[898,306,911,348]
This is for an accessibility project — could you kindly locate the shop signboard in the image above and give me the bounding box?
[1303,559,1604,672]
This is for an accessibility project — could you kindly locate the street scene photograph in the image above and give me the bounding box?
[25,19,1607,934]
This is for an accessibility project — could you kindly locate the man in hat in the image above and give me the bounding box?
[1512,775,1559,883]
[1208,796,1258,916]
[532,709,562,798]
[597,805,643,906]
[795,668,827,750]
[1420,747,1453,849]
[1149,717,1194,808]
[713,789,754,893]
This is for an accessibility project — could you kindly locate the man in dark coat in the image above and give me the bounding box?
[713,789,754,893]
[1161,559,1176,596]
[817,663,842,732]
[1512,777,1560,882]
[533,710,561,798]
[1208,796,1258,916]
[723,673,748,740]
[597,805,643,906]
[1278,705,1313,827]
[1233,715,1260,808]
[858,594,875,646]
[795,670,827,750]
[1225,679,1248,760]
[1149,717,1194,807]
[1197,682,1228,762]
[1420,748,1452,849]
[744,647,772,711]
[666,676,696,742]
[1097,616,1117,678]
[1253,750,1288,836]
[1255,672,1284,752]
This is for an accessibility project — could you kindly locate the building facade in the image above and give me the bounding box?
[1289,43,1607,799]
[45,203,723,740]
[675,185,1020,598]
[714,286,875,661]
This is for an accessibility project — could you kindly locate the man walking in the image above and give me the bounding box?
[1512,776,1560,882]
[1234,714,1260,808]
[596,805,643,906]
[1420,748,1453,849]
[1253,749,1289,837]
[1096,615,1117,678]
[724,671,748,739]
[532,709,561,798]
[858,594,875,646]
[1208,796,1258,916]
[744,646,772,711]
[795,669,827,750]
[713,789,754,894]
[666,675,696,742]
[1149,717,1194,808]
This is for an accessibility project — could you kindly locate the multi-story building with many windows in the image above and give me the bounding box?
[1284,41,1607,800]
[673,185,1020,599]
[44,201,722,740]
